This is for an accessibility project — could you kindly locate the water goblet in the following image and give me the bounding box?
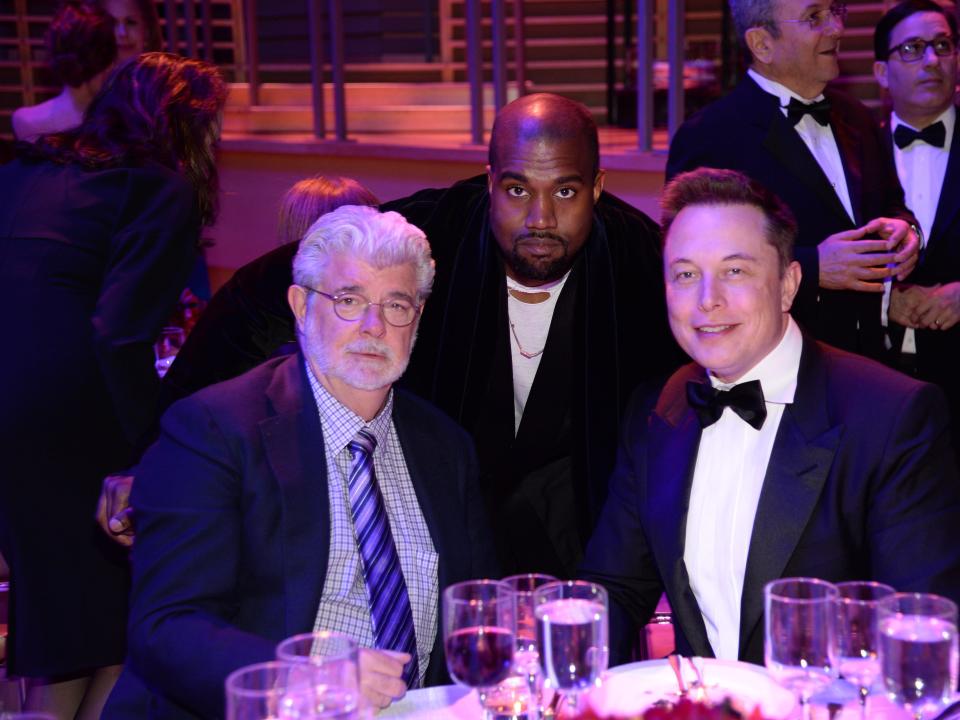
[533,580,609,717]
[225,660,319,720]
[275,631,360,719]
[764,577,839,720]
[836,580,895,719]
[879,592,959,719]
[443,579,516,720]
[501,573,557,718]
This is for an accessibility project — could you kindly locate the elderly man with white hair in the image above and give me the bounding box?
[103,205,498,720]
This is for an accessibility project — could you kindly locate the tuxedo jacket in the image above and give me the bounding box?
[882,113,960,413]
[667,75,914,360]
[580,336,960,665]
[104,354,498,720]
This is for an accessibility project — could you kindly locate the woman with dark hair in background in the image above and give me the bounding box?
[0,52,227,720]
[12,0,117,142]
[104,0,163,62]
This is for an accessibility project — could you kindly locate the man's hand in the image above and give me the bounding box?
[358,649,411,711]
[818,218,918,292]
[912,282,960,331]
[95,474,135,547]
[889,285,930,328]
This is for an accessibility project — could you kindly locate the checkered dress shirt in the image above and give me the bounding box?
[306,362,438,685]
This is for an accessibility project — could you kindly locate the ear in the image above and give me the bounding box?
[873,60,890,90]
[288,284,309,334]
[592,169,606,204]
[780,260,802,312]
[745,26,775,65]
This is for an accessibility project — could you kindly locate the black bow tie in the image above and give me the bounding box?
[893,121,946,149]
[686,380,767,430]
[785,97,832,127]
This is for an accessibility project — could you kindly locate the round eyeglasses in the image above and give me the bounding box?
[779,2,847,31]
[887,35,957,62]
[304,286,421,327]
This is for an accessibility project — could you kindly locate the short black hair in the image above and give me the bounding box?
[875,0,958,60]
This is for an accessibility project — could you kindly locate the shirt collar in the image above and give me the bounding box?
[304,359,394,453]
[710,316,803,405]
[891,104,956,144]
[748,68,827,107]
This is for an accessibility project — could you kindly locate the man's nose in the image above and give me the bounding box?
[526,196,557,229]
[698,276,724,311]
[359,303,387,336]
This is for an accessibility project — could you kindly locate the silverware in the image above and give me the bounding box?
[667,654,688,698]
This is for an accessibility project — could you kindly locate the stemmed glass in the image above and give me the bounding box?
[443,580,516,720]
[275,631,360,719]
[764,578,839,720]
[878,592,959,719]
[504,573,558,717]
[533,580,609,717]
[836,581,895,719]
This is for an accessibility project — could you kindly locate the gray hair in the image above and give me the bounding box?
[729,0,781,42]
[292,204,435,301]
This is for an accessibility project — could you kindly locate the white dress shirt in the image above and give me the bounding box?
[749,69,855,223]
[306,363,438,685]
[889,105,955,353]
[683,318,803,660]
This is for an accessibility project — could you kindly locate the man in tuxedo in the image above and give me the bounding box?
[100,93,680,579]
[102,206,497,719]
[874,0,960,453]
[666,0,920,361]
[580,168,960,666]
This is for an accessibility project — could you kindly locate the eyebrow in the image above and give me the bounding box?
[497,171,585,185]
[669,252,760,265]
[330,284,417,302]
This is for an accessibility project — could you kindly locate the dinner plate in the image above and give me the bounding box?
[591,658,797,718]
[379,684,474,719]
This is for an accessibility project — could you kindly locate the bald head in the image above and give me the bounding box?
[489,93,600,178]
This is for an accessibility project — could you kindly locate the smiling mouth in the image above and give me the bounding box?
[697,325,735,334]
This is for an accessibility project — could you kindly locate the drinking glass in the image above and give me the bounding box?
[533,580,608,717]
[275,631,360,719]
[225,661,319,720]
[879,592,959,719]
[501,573,557,718]
[836,581,895,719]
[154,326,185,378]
[443,580,516,720]
[764,578,839,720]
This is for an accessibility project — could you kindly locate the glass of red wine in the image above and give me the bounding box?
[443,579,516,720]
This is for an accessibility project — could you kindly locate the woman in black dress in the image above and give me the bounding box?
[0,52,226,719]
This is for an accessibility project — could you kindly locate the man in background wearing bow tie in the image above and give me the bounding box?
[580,168,960,666]
[666,0,920,362]
[874,0,960,457]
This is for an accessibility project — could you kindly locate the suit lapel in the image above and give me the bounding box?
[646,369,713,657]
[829,98,864,224]
[261,355,331,637]
[738,339,842,655]
[929,114,960,248]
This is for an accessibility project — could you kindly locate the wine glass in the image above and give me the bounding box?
[275,631,360,719]
[836,581,895,719]
[533,580,609,717]
[225,660,319,720]
[764,577,839,720]
[443,579,516,720]
[878,592,959,719]
[503,573,557,716]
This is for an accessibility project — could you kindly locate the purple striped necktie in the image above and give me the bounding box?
[347,428,419,688]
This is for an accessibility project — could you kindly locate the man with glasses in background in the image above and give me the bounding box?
[103,206,497,720]
[874,0,960,457]
[667,0,919,362]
